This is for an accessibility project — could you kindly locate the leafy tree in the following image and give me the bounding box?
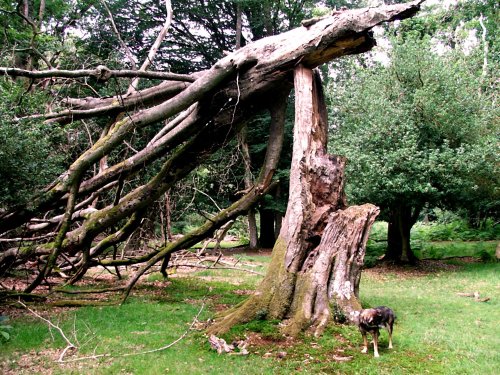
[329,35,498,263]
[0,81,66,209]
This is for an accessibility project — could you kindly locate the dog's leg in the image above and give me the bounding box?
[373,331,380,358]
[387,326,392,349]
[361,332,368,354]
[387,323,393,349]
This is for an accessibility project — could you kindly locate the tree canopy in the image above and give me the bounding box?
[329,5,498,262]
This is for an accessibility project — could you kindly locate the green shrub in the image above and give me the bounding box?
[0,315,12,342]
[412,219,499,242]
[479,249,495,262]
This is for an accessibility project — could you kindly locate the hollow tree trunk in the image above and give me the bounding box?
[259,208,276,248]
[209,66,379,337]
[385,205,420,264]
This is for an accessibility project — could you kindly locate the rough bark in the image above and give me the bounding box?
[208,66,379,337]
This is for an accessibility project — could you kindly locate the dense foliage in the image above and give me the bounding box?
[0,81,67,207]
[329,6,498,261]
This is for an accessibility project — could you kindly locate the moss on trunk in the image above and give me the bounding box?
[209,237,297,334]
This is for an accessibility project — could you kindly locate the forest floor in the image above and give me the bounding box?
[0,247,498,374]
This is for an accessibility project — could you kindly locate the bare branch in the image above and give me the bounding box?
[17,300,77,362]
[148,103,196,146]
[26,208,97,232]
[127,0,173,94]
[99,0,137,70]
[0,233,56,242]
[0,66,195,82]
[173,263,264,276]
[478,14,488,78]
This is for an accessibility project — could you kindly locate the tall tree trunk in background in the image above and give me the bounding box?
[235,2,258,248]
[238,127,259,248]
[385,205,420,264]
[256,97,288,249]
[209,66,379,337]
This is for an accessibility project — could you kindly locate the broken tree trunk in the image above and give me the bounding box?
[209,66,379,337]
[0,1,419,294]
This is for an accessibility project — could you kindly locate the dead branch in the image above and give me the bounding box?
[127,0,173,94]
[26,207,97,232]
[52,286,125,294]
[99,0,137,70]
[208,335,249,355]
[0,66,195,82]
[457,291,491,302]
[0,232,56,242]
[17,300,77,362]
[25,179,81,293]
[0,1,424,295]
[121,180,278,303]
[171,262,264,276]
[209,334,233,354]
[58,301,205,363]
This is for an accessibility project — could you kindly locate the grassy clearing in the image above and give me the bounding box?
[357,262,499,374]
[365,221,498,266]
[1,254,498,374]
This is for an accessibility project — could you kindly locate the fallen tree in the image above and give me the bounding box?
[0,1,422,331]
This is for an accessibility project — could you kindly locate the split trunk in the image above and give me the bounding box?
[209,66,379,337]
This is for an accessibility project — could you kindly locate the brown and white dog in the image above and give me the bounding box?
[350,306,395,358]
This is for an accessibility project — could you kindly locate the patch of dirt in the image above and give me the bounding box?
[245,332,297,350]
[364,259,467,280]
[233,289,255,295]
[213,303,231,312]
[0,348,103,375]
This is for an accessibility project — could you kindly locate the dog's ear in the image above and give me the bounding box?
[362,309,377,324]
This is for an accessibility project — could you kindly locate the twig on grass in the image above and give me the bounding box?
[456,291,491,302]
[58,301,205,363]
[121,301,205,357]
[17,300,77,362]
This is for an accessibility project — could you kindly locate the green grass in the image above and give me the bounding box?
[1,254,499,374]
[358,262,499,375]
[370,219,499,243]
[365,239,497,264]
[414,241,497,260]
